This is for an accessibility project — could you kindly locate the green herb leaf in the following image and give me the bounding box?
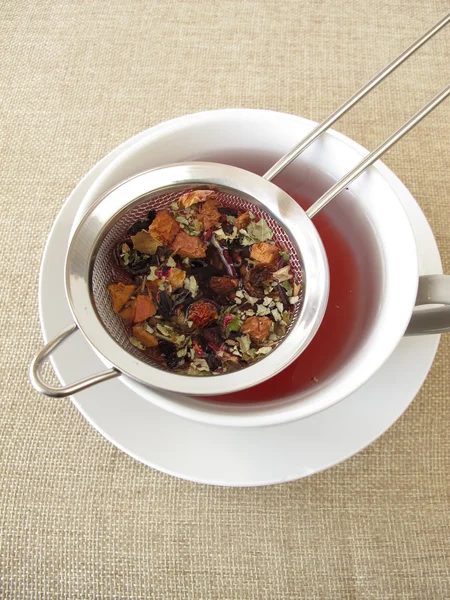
[166,256,176,268]
[184,275,199,298]
[131,230,160,255]
[130,337,146,350]
[280,280,293,296]
[238,334,251,354]
[246,218,273,243]
[256,346,272,355]
[225,314,242,338]
[273,265,292,283]
[147,266,158,281]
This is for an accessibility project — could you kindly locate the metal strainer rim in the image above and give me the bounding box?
[65,163,329,396]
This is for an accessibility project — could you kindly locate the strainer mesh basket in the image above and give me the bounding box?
[91,188,304,373]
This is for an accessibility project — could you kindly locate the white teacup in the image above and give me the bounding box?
[72,109,450,426]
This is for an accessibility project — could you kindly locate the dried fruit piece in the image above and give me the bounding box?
[108,282,137,313]
[170,230,206,259]
[168,267,186,289]
[210,276,239,295]
[197,197,221,230]
[134,294,157,322]
[131,229,160,254]
[119,299,137,323]
[235,211,251,230]
[241,316,272,342]
[178,189,216,208]
[248,264,273,286]
[187,300,219,329]
[132,325,159,348]
[149,210,181,245]
[250,242,279,266]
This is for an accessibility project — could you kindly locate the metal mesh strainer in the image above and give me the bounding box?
[92,187,304,372]
[30,163,328,397]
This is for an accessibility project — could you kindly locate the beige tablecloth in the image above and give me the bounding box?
[1,1,449,598]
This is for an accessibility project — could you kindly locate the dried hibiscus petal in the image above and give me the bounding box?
[157,290,174,319]
[128,219,152,237]
[187,300,218,329]
[211,234,237,277]
[158,340,179,369]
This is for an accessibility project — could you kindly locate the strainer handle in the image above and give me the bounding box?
[29,323,120,398]
[263,12,450,182]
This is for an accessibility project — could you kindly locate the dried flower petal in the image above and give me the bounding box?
[178,189,216,208]
[131,229,160,254]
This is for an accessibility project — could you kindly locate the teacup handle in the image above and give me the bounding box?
[30,323,120,397]
[405,275,450,335]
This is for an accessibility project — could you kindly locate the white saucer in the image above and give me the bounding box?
[39,127,442,487]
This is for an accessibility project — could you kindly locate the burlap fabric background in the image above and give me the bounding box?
[1,1,449,598]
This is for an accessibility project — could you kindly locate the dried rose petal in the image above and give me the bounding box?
[178,189,216,208]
